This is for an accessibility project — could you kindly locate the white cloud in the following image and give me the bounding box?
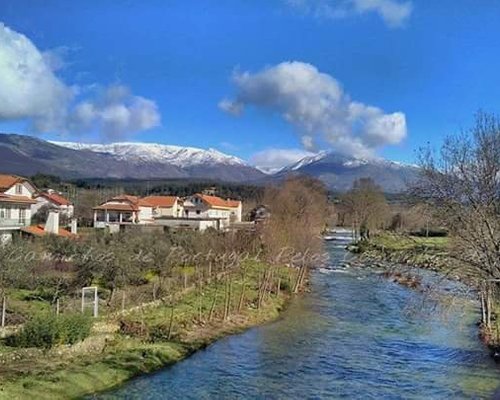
[0,22,74,131]
[250,148,316,173]
[287,0,412,28]
[0,22,161,140]
[218,98,243,116]
[69,85,161,141]
[221,61,407,158]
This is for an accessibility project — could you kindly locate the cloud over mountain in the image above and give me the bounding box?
[68,85,161,141]
[0,22,160,141]
[221,61,407,158]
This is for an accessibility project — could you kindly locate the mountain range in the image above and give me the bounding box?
[0,134,264,182]
[275,151,419,193]
[0,133,419,192]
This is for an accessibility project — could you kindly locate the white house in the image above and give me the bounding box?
[33,190,74,219]
[93,195,154,229]
[93,193,242,232]
[142,196,183,218]
[182,194,242,225]
[0,174,37,242]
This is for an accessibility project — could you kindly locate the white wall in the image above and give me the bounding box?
[0,203,31,226]
[155,218,219,231]
[4,181,36,197]
[32,197,74,218]
[138,206,153,223]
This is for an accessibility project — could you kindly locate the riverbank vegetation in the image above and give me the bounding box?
[341,112,500,353]
[415,112,500,349]
[0,176,328,399]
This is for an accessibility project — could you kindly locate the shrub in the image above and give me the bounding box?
[7,313,93,349]
[148,324,170,343]
[58,313,93,345]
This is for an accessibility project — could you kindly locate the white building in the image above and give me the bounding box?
[0,174,37,242]
[182,194,242,226]
[142,196,183,218]
[93,193,242,232]
[93,195,154,229]
[33,190,74,219]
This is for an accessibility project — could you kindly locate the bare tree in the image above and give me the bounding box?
[262,176,329,293]
[342,178,390,240]
[416,112,500,331]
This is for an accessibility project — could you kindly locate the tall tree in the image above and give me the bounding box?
[342,178,389,240]
[416,112,500,328]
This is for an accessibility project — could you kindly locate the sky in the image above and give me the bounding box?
[1,0,500,171]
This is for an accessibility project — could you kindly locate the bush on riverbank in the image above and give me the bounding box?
[6,313,93,349]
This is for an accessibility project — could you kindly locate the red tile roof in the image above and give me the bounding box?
[0,174,24,191]
[21,225,75,238]
[93,203,139,212]
[38,192,71,206]
[197,194,241,209]
[94,194,146,211]
[0,193,36,204]
[142,196,178,208]
[138,198,154,207]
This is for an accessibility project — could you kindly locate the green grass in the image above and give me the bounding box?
[370,232,449,251]
[0,340,186,400]
[0,262,293,399]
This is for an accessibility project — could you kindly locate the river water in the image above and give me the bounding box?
[98,231,500,399]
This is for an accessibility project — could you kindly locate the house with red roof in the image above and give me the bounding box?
[141,195,183,218]
[93,194,156,229]
[182,193,242,224]
[92,192,242,232]
[0,174,38,242]
[33,189,74,219]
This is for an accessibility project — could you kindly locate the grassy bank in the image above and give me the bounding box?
[0,262,295,400]
[354,232,500,356]
[353,232,453,274]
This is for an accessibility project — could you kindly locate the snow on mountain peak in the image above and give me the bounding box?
[279,150,415,172]
[50,141,247,167]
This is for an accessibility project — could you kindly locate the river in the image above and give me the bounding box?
[96,231,500,399]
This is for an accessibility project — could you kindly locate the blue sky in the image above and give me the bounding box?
[1,0,500,170]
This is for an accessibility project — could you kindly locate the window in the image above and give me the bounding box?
[5,207,11,219]
[19,208,26,225]
[15,184,23,195]
[196,210,201,215]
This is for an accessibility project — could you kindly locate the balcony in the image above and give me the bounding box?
[0,218,28,228]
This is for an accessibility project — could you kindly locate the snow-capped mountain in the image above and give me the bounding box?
[0,133,418,191]
[50,142,246,168]
[0,134,264,182]
[275,151,419,193]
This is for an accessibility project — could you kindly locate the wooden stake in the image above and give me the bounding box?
[1,296,6,328]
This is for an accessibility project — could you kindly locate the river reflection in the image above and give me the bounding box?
[96,231,500,399]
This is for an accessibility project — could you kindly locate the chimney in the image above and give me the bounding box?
[45,211,60,235]
[70,218,78,235]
